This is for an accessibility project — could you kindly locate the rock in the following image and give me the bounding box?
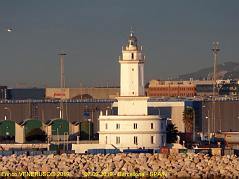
[47,154,54,159]
[41,164,50,172]
[115,160,124,169]
[177,171,190,177]
[0,152,239,177]
[151,164,160,171]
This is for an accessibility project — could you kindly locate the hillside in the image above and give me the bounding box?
[176,61,239,80]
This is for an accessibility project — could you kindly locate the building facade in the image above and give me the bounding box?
[7,88,45,100]
[147,79,239,97]
[99,32,166,150]
[0,86,8,99]
[148,80,196,97]
[46,87,119,99]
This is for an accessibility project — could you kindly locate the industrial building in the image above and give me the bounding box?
[201,99,239,133]
[148,80,196,97]
[7,88,45,100]
[0,86,8,100]
[147,79,239,97]
[45,87,119,99]
[0,99,114,142]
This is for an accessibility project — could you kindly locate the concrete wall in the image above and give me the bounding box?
[148,101,185,132]
[15,123,24,143]
[117,97,148,115]
[202,100,239,133]
[171,106,185,132]
[46,88,70,99]
[72,143,115,153]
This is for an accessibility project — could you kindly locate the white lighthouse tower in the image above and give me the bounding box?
[120,31,145,97]
[98,31,166,150]
[117,31,149,116]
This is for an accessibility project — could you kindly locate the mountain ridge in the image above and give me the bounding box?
[175,61,239,80]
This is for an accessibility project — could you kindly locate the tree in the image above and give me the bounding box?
[183,107,193,133]
[166,123,178,143]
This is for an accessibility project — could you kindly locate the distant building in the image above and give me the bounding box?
[148,80,197,97]
[0,86,8,99]
[218,80,239,96]
[7,88,45,100]
[46,87,119,99]
[147,79,239,97]
[202,99,239,133]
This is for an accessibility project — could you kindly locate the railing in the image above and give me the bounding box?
[0,99,116,104]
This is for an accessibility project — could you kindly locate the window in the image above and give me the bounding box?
[116,136,120,144]
[151,136,154,144]
[134,136,138,145]
[105,136,108,144]
[116,123,120,129]
[131,53,134,59]
[105,123,108,129]
[133,123,138,129]
[151,123,154,129]
[132,68,134,71]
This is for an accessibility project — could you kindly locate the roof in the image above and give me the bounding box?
[45,118,68,125]
[18,118,40,126]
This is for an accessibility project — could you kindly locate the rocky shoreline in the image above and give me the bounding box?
[0,153,239,178]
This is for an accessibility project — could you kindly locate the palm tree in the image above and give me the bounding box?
[166,123,178,143]
[183,107,193,133]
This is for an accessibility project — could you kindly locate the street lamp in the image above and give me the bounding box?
[56,106,62,119]
[4,107,11,120]
[203,105,210,143]
[63,132,69,150]
[88,118,91,141]
[192,108,196,142]
[51,128,60,149]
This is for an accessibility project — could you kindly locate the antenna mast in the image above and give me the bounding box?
[211,42,220,133]
[59,53,67,119]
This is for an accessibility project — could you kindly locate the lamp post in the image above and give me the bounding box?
[52,127,60,149]
[4,107,11,120]
[192,108,196,142]
[56,106,62,119]
[59,53,67,120]
[203,105,210,143]
[211,42,220,133]
[88,118,91,141]
[63,132,69,151]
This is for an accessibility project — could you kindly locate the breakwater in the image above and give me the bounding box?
[0,153,238,177]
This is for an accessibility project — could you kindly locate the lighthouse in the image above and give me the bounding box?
[117,31,149,116]
[98,31,166,150]
[119,31,145,97]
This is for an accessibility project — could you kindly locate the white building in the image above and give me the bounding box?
[98,32,166,150]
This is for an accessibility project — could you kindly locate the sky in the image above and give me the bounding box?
[0,0,239,88]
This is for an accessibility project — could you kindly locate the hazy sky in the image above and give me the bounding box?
[0,0,239,88]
